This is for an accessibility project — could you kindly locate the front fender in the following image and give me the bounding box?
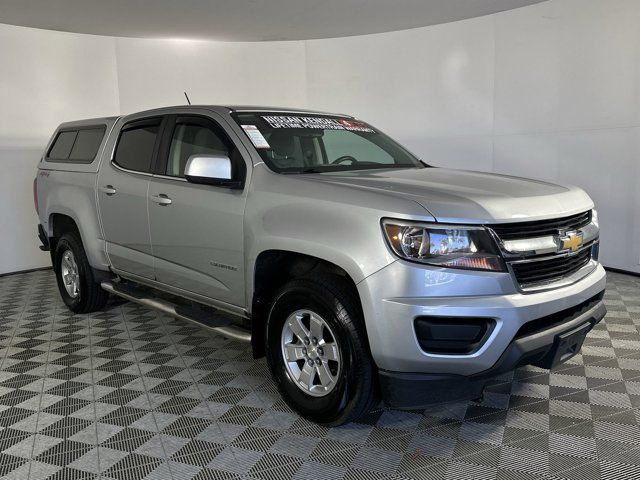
[243,167,433,308]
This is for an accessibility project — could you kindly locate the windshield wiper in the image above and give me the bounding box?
[300,168,323,174]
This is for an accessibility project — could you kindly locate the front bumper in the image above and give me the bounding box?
[379,296,605,408]
[357,260,607,376]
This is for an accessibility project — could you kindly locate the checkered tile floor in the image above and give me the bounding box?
[0,270,639,479]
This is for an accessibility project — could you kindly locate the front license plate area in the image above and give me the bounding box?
[549,323,591,368]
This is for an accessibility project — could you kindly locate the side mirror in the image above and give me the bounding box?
[184,154,242,188]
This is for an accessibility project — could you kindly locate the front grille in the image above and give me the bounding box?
[511,247,592,286]
[488,210,597,289]
[489,210,592,240]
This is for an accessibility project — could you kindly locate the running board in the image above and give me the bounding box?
[101,281,251,343]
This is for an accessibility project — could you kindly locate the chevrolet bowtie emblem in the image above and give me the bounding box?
[559,231,583,252]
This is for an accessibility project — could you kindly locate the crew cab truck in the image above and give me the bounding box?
[35,106,606,425]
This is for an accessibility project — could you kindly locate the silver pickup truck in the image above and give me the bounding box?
[34,105,606,425]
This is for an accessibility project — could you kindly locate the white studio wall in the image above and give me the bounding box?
[0,24,120,274]
[1,0,639,275]
[114,38,307,113]
[0,27,307,275]
[304,0,640,273]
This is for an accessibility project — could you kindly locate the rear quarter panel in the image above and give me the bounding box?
[37,169,109,269]
[37,118,118,270]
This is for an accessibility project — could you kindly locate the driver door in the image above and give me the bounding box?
[148,114,248,308]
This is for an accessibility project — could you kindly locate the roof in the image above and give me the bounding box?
[223,105,352,117]
[55,106,354,129]
[57,116,119,129]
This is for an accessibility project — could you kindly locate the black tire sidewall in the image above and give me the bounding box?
[266,282,365,425]
[55,235,87,311]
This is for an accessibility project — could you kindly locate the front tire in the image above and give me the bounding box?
[266,275,377,426]
[54,233,108,313]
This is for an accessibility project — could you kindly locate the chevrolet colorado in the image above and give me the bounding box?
[34,105,606,425]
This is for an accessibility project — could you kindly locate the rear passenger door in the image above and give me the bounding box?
[97,116,164,279]
[147,114,248,308]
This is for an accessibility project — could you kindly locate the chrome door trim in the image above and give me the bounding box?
[152,174,188,182]
[110,161,154,177]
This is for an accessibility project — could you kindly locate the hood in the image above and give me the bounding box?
[302,167,594,224]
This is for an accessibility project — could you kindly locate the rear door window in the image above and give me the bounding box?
[113,118,162,173]
[47,127,106,162]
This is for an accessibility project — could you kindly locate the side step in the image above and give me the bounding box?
[101,281,251,343]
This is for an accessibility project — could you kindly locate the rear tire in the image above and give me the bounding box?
[54,233,109,313]
[266,274,377,426]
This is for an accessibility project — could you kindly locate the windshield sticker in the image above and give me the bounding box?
[337,118,375,132]
[262,115,374,133]
[241,125,271,149]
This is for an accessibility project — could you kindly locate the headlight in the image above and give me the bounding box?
[382,219,505,272]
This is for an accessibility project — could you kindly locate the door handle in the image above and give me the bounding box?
[101,185,117,196]
[151,194,172,206]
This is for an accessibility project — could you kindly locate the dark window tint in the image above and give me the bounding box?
[114,120,161,173]
[48,131,77,160]
[47,127,106,162]
[167,122,229,177]
[69,128,105,161]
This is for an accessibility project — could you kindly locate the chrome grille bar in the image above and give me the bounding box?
[486,210,598,292]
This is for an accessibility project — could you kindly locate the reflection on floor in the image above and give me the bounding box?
[0,269,638,479]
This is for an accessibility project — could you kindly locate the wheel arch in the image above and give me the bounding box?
[46,206,108,271]
[250,249,363,358]
[48,212,83,271]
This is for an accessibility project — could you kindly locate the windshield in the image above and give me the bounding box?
[232,112,426,173]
